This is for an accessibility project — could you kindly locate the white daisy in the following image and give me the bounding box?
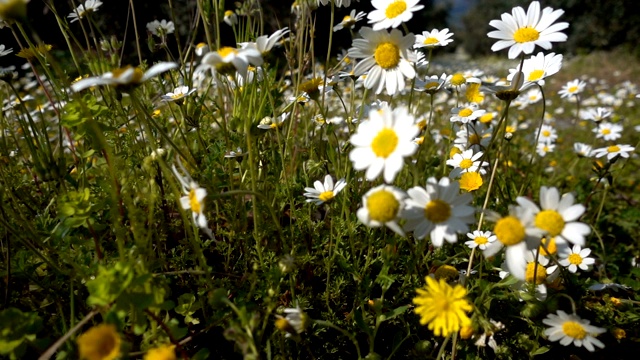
[223,10,237,26]
[487,1,569,59]
[591,144,635,161]
[414,28,454,49]
[580,107,611,123]
[201,46,263,78]
[349,106,419,183]
[593,122,623,141]
[239,27,290,55]
[146,19,175,37]
[172,162,208,231]
[303,175,347,205]
[70,62,178,92]
[559,245,595,273]
[67,0,102,23]
[367,0,424,31]
[402,177,475,247]
[535,124,557,144]
[516,186,590,248]
[413,73,447,94]
[558,79,586,98]
[536,142,555,157]
[333,9,366,31]
[450,103,486,124]
[357,185,407,236]
[161,85,197,102]
[573,142,592,158]
[446,149,489,178]
[483,206,543,281]
[543,311,606,352]
[508,52,563,86]
[257,112,289,130]
[465,230,496,250]
[348,27,416,95]
[500,250,558,301]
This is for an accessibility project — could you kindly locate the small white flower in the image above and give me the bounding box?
[357,184,407,236]
[0,44,13,56]
[573,142,592,157]
[71,62,178,92]
[450,103,486,124]
[543,311,606,352]
[161,85,196,102]
[559,245,595,273]
[591,144,635,161]
[303,175,347,205]
[67,0,102,23]
[223,10,237,26]
[333,9,366,32]
[367,0,424,31]
[414,28,454,48]
[465,230,497,250]
[446,149,489,178]
[558,79,586,98]
[593,122,623,141]
[147,19,175,37]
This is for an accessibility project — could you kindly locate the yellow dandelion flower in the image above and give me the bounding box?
[413,276,472,337]
[77,324,121,360]
[144,344,176,360]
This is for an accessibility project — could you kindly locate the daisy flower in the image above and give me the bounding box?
[535,124,557,144]
[487,1,569,59]
[0,44,12,56]
[559,244,595,273]
[348,27,416,95]
[450,103,486,124]
[580,107,612,123]
[77,324,121,360]
[161,85,196,103]
[465,230,496,250]
[414,28,454,49]
[500,250,558,301]
[303,175,347,205]
[413,276,472,337]
[67,0,102,23]
[349,106,419,183]
[318,0,355,7]
[172,161,208,231]
[146,19,175,37]
[70,62,178,92]
[275,305,310,338]
[516,186,590,248]
[536,142,555,157]
[593,122,623,141]
[201,46,263,78]
[543,311,606,352]
[508,52,563,86]
[239,27,290,55]
[402,177,475,246]
[573,142,592,158]
[413,73,447,94]
[446,149,489,178]
[223,10,237,26]
[591,144,635,161]
[333,9,366,31]
[367,0,424,31]
[483,206,542,281]
[356,184,407,236]
[558,79,586,98]
[258,113,289,130]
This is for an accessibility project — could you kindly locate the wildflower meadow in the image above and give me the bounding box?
[2,0,640,359]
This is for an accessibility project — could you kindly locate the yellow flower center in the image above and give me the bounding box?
[607,145,620,153]
[459,172,483,192]
[367,190,400,223]
[450,73,466,86]
[189,189,202,213]
[479,113,494,124]
[474,236,488,245]
[601,128,611,135]
[423,37,439,45]
[218,46,237,58]
[450,147,462,158]
[539,237,557,255]
[459,159,473,169]
[542,130,550,137]
[525,262,547,284]
[318,191,334,202]
[342,15,352,22]
[468,134,480,145]
[568,86,578,93]
[528,69,545,81]
[224,10,234,17]
[371,128,399,158]
[494,216,525,246]
[513,27,540,43]
[458,108,473,117]
[424,199,451,223]
[535,210,565,237]
[374,42,401,70]
[506,125,516,133]
[425,81,439,89]
[568,253,583,265]
[562,321,587,340]
[385,0,407,19]
[112,66,144,83]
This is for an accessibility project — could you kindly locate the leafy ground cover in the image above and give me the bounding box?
[0,0,639,359]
